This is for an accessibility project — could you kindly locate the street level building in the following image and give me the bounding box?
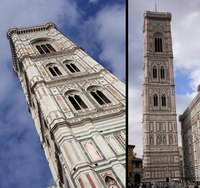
[179,86,200,182]
[7,22,126,188]
[178,147,184,182]
[128,145,143,187]
[128,145,135,186]
[142,11,181,183]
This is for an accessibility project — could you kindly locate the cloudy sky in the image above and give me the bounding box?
[129,0,200,157]
[0,0,125,187]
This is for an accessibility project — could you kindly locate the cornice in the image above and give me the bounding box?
[7,22,57,75]
[144,11,171,21]
[7,22,57,39]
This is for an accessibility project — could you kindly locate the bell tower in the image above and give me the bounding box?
[142,11,180,183]
[7,23,125,188]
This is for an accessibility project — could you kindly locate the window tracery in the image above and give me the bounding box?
[48,66,62,76]
[88,86,111,106]
[36,43,56,54]
[65,90,88,111]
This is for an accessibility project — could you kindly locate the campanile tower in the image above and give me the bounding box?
[7,23,125,188]
[142,11,180,183]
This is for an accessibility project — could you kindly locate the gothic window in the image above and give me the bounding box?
[105,176,119,188]
[88,86,112,106]
[68,94,88,110]
[155,37,163,52]
[48,66,62,77]
[91,90,111,105]
[160,66,165,79]
[66,63,80,73]
[153,94,158,107]
[161,94,166,107]
[36,43,56,54]
[153,66,157,79]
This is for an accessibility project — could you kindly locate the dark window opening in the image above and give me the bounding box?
[66,63,80,73]
[36,43,56,54]
[68,96,81,110]
[54,66,62,75]
[153,66,157,79]
[91,91,105,105]
[68,95,88,110]
[49,67,57,76]
[41,44,50,53]
[46,43,56,52]
[155,37,163,52]
[71,63,80,72]
[36,45,45,54]
[74,95,87,109]
[162,95,166,107]
[97,90,111,104]
[160,67,165,79]
[66,64,75,73]
[153,94,158,107]
[48,66,62,77]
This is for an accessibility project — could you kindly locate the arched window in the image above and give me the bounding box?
[161,94,166,107]
[65,63,80,73]
[155,37,163,52]
[48,66,62,76]
[46,44,56,52]
[160,66,165,79]
[105,176,119,188]
[91,90,111,105]
[153,94,158,107]
[36,43,56,54]
[68,94,87,110]
[88,86,112,105]
[153,66,157,79]
[36,45,45,54]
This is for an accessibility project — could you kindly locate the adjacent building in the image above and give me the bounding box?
[179,86,200,182]
[7,22,126,188]
[128,145,135,186]
[128,145,143,187]
[178,147,184,182]
[142,11,181,183]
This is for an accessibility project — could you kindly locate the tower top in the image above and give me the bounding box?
[7,22,57,39]
[144,11,171,21]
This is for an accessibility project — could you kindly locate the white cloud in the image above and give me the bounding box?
[79,4,125,81]
[95,5,125,81]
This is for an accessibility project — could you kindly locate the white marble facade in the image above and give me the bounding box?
[7,23,126,188]
[142,11,181,183]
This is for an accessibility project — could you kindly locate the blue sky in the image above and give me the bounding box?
[129,0,200,157]
[0,0,125,187]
